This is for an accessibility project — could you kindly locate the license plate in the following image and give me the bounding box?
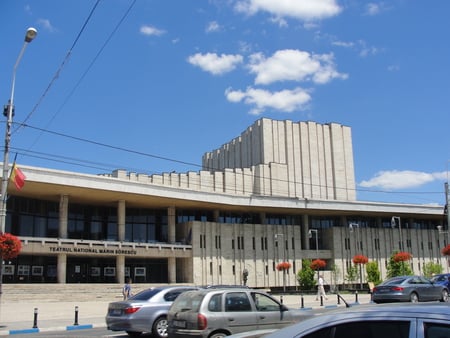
[112,309,122,315]
[173,320,186,328]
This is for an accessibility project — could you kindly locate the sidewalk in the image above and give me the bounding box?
[0,291,372,336]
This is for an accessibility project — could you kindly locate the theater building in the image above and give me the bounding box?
[2,118,447,286]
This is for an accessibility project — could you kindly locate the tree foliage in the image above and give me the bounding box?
[387,251,413,278]
[297,259,316,290]
[423,261,443,278]
[365,261,382,285]
[345,264,358,283]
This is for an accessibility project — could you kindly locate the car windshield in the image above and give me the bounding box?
[129,288,161,301]
[431,275,446,282]
[170,292,205,312]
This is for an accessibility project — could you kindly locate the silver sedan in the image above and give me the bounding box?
[106,285,198,338]
[372,275,448,303]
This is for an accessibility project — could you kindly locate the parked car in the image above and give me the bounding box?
[430,273,450,289]
[167,288,312,338]
[372,275,448,303]
[260,303,450,338]
[106,285,198,337]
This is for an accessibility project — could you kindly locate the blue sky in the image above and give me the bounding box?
[1,0,449,206]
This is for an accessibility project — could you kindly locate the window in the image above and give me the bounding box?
[425,322,450,338]
[225,292,251,312]
[208,294,222,312]
[252,292,280,311]
[304,321,410,338]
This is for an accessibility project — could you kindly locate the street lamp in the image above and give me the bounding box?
[0,27,37,234]
[274,233,286,292]
[308,229,319,281]
[349,223,363,289]
[391,216,403,251]
[0,27,37,308]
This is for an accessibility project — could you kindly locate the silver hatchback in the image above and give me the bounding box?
[167,288,311,338]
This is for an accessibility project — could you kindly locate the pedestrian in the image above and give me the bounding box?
[316,275,328,300]
[122,277,132,300]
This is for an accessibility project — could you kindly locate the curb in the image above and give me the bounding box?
[0,322,106,336]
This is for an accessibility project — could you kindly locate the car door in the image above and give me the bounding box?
[251,292,290,330]
[223,291,258,334]
[417,276,439,301]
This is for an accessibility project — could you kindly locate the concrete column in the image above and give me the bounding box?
[57,253,67,284]
[116,255,125,284]
[168,257,176,283]
[302,214,310,249]
[118,200,125,242]
[168,206,176,243]
[59,195,69,238]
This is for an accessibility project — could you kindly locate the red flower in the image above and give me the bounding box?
[352,254,369,265]
[310,259,326,270]
[393,251,412,262]
[276,261,292,271]
[442,244,450,256]
[0,233,22,260]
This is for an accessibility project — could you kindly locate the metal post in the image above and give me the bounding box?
[300,295,304,308]
[74,306,79,325]
[33,308,38,328]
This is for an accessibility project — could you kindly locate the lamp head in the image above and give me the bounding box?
[437,225,443,232]
[25,27,37,43]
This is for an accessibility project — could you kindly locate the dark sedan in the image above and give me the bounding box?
[260,303,450,338]
[106,285,198,338]
[372,275,448,303]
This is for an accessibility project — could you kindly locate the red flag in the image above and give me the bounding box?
[10,164,26,190]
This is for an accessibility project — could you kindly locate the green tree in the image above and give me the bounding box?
[345,264,358,285]
[423,262,443,278]
[386,252,413,278]
[366,261,382,285]
[297,259,316,290]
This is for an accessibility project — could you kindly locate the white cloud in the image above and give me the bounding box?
[225,86,311,115]
[140,25,165,36]
[235,0,342,21]
[188,53,243,75]
[38,18,56,32]
[359,170,447,190]
[365,3,381,16]
[206,21,221,33]
[248,49,348,85]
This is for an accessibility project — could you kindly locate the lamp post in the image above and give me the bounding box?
[0,27,37,309]
[349,223,363,289]
[308,229,319,281]
[275,233,286,292]
[437,225,449,273]
[391,216,403,251]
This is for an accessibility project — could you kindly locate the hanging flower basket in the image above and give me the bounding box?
[393,251,412,262]
[310,259,326,270]
[442,244,450,256]
[0,233,22,260]
[352,254,369,265]
[276,261,291,271]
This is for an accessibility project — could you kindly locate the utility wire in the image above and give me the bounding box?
[16,0,102,132]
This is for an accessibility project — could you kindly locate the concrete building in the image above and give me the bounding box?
[2,118,448,287]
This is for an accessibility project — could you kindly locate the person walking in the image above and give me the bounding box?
[316,275,328,300]
[122,278,133,300]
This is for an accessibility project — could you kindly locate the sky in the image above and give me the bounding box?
[0,0,449,206]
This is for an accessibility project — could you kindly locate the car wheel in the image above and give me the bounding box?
[409,292,419,303]
[209,332,228,338]
[126,331,142,337]
[152,316,168,338]
[440,289,449,302]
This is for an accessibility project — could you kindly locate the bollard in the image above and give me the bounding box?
[300,295,304,308]
[74,306,79,325]
[280,295,283,304]
[33,308,38,328]
[355,290,359,303]
[320,295,323,306]
[337,293,340,305]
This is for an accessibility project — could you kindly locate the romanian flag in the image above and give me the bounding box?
[10,164,26,190]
